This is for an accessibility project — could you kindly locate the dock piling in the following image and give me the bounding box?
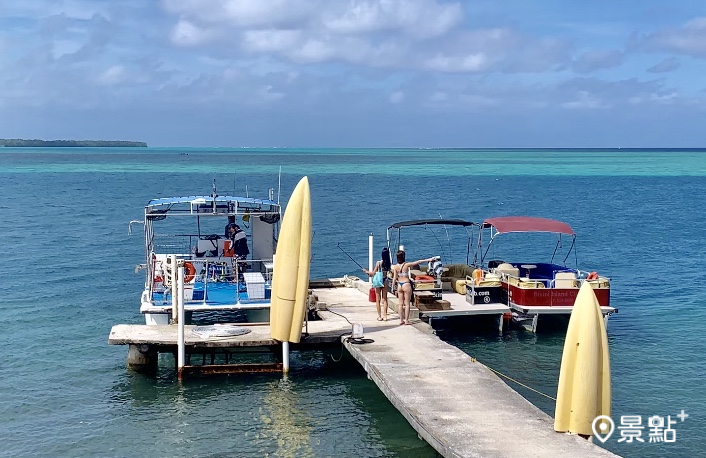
[126,344,157,373]
[177,265,185,380]
[282,341,290,374]
[368,233,374,283]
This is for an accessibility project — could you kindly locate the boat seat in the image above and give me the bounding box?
[487,259,504,269]
[494,263,519,278]
[518,280,545,289]
[553,271,578,288]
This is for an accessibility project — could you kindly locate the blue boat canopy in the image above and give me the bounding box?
[147,196,277,207]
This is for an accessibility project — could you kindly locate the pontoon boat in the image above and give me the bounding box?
[473,216,616,331]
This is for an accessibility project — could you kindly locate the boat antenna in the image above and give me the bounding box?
[277,166,282,205]
[211,178,218,212]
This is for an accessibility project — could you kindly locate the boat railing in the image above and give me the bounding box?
[150,256,273,305]
[491,267,610,290]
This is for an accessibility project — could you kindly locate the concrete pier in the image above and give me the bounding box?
[316,284,618,457]
[109,280,618,457]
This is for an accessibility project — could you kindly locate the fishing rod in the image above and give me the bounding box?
[337,243,365,270]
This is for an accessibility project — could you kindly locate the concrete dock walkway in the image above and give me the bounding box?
[315,284,618,458]
[110,280,618,457]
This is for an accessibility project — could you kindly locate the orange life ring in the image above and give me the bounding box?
[586,271,599,280]
[415,275,435,282]
[183,262,196,283]
[472,268,484,285]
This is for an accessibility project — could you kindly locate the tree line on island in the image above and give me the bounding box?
[0,139,147,147]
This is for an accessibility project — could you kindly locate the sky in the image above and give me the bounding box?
[2,0,706,148]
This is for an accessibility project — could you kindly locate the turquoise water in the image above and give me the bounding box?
[0,147,704,457]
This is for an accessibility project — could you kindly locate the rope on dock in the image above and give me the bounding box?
[470,357,557,401]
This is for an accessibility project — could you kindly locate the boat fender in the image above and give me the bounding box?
[586,271,599,280]
[183,262,197,283]
[472,268,484,285]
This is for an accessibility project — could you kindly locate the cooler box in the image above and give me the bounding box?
[243,272,266,299]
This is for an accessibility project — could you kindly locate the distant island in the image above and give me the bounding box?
[0,139,147,147]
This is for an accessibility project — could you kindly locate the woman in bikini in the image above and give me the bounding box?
[362,247,392,321]
[391,250,435,325]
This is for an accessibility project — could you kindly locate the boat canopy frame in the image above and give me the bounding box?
[386,218,478,266]
[130,189,282,287]
[475,216,577,267]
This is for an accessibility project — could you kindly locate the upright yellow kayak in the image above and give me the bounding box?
[554,281,611,435]
[270,177,312,343]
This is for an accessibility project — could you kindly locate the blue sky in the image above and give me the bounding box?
[2,0,706,147]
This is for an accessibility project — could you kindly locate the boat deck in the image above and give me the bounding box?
[511,304,617,315]
[421,291,509,321]
[509,303,618,332]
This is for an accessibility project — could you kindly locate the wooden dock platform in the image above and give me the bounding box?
[109,279,618,457]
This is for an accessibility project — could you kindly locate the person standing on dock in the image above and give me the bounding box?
[362,247,392,321]
[392,250,435,325]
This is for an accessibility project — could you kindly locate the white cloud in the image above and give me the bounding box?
[430,91,447,102]
[0,0,112,21]
[170,19,216,46]
[647,57,680,73]
[159,0,468,70]
[324,0,462,38]
[573,50,625,73]
[51,39,83,59]
[242,29,301,53]
[4,0,706,146]
[260,84,284,101]
[289,39,335,63]
[562,91,609,109]
[629,91,678,105]
[640,16,706,57]
[389,91,404,103]
[424,53,488,72]
[96,65,126,85]
[162,0,316,27]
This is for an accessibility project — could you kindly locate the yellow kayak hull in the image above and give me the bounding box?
[270,177,312,343]
[554,281,611,435]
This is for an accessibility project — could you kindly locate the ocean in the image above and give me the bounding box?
[0,147,703,457]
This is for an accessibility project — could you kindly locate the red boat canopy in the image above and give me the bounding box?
[481,216,575,235]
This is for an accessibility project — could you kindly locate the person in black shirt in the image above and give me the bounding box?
[226,223,249,280]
